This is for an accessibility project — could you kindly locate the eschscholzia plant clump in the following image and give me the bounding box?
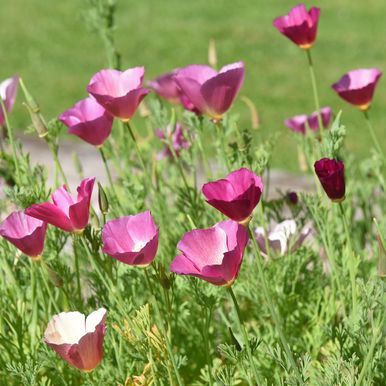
[0,2,385,385]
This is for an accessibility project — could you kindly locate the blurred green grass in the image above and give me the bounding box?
[1,0,385,170]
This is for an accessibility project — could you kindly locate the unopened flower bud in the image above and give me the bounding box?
[159,264,171,290]
[19,78,48,138]
[98,182,109,215]
[23,102,48,138]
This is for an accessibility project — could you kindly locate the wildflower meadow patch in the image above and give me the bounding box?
[0,2,385,385]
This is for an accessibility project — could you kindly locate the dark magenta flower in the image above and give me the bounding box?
[59,97,114,147]
[87,67,150,121]
[174,62,245,119]
[273,4,320,49]
[285,107,332,134]
[202,168,263,223]
[331,68,382,111]
[286,191,299,205]
[155,123,191,159]
[170,220,248,286]
[102,211,159,267]
[26,178,95,233]
[0,211,47,259]
[314,158,345,202]
[44,308,106,372]
[0,75,19,126]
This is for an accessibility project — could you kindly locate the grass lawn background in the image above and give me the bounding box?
[1,0,385,171]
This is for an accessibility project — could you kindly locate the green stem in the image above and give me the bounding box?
[355,321,382,386]
[197,118,212,178]
[203,307,214,386]
[248,226,302,382]
[363,110,384,158]
[215,120,231,172]
[38,261,60,314]
[166,137,190,194]
[338,202,357,316]
[305,50,323,130]
[307,203,344,315]
[30,261,38,351]
[144,268,184,386]
[46,139,69,187]
[125,121,148,177]
[72,236,82,307]
[99,147,117,196]
[0,98,21,183]
[227,287,260,384]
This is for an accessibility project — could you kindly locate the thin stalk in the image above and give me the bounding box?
[38,261,60,314]
[214,120,231,172]
[307,204,344,314]
[80,236,126,315]
[196,118,211,178]
[166,137,190,194]
[363,110,384,158]
[0,98,20,183]
[203,307,214,386]
[72,236,82,307]
[227,287,260,385]
[46,139,69,187]
[144,268,184,386]
[355,321,382,386]
[248,226,302,382]
[305,50,323,130]
[125,121,148,176]
[99,147,117,196]
[338,202,357,315]
[30,261,38,351]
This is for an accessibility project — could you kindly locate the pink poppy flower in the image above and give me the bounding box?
[59,97,114,147]
[102,211,159,267]
[255,220,311,256]
[331,68,382,111]
[273,4,320,49]
[0,75,19,126]
[314,158,345,202]
[44,308,106,372]
[87,67,150,121]
[148,70,181,104]
[174,62,245,120]
[155,123,191,160]
[170,220,248,286]
[26,177,95,232]
[202,168,263,223]
[285,107,332,134]
[0,211,47,259]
